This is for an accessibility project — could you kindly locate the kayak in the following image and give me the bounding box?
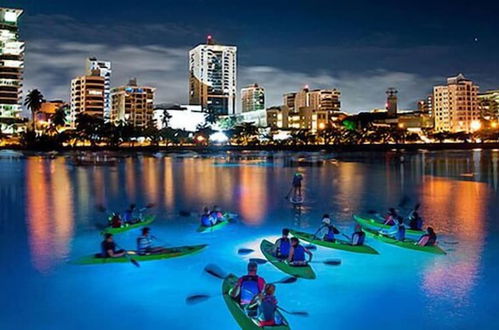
[260,239,316,279]
[101,214,156,234]
[71,244,207,265]
[289,229,379,255]
[196,212,236,233]
[353,215,425,236]
[362,227,446,255]
[222,274,290,330]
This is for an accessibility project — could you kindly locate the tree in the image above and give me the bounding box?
[48,106,67,135]
[233,122,259,145]
[204,111,218,125]
[75,113,105,147]
[24,89,44,131]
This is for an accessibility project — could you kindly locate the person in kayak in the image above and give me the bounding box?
[316,214,340,242]
[381,217,406,241]
[273,228,291,259]
[110,213,123,228]
[409,212,424,231]
[384,208,398,225]
[288,237,312,266]
[100,233,126,258]
[210,205,224,224]
[417,227,437,246]
[252,284,283,327]
[230,261,266,307]
[123,204,140,224]
[136,227,164,255]
[351,224,366,246]
[291,172,303,199]
[200,207,217,227]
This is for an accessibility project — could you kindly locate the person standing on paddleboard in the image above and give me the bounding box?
[291,172,303,200]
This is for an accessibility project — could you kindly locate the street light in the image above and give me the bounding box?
[470,120,481,132]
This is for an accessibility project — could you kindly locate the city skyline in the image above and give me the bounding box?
[8,0,499,114]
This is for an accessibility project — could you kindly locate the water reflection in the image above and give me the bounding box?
[420,177,487,309]
[239,166,267,225]
[25,157,74,273]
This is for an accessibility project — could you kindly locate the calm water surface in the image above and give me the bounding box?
[1,150,498,330]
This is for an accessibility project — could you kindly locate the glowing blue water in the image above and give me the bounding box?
[1,150,498,330]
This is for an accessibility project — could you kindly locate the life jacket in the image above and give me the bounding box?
[258,295,277,322]
[278,238,290,257]
[325,225,339,241]
[111,215,122,228]
[200,214,211,226]
[352,231,365,245]
[137,235,153,253]
[123,210,133,222]
[395,225,406,241]
[292,245,306,262]
[240,275,260,304]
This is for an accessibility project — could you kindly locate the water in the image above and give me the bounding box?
[1,150,498,330]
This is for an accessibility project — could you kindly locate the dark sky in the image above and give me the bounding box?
[7,0,499,111]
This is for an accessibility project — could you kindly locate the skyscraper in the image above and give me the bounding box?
[0,8,24,128]
[385,87,398,117]
[241,83,264,112]
[433,74,480,133]
[86,57,111,120]
[189,36,237,116]
[70,73,105,123]
[111,78,155,127]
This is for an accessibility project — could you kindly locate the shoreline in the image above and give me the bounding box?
[1,142,498,153]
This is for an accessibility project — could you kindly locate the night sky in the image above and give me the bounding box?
[8,0,499,112]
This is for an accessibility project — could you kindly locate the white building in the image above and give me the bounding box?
[86,57,111,120]
[241,83,265,113]
[188,36,237,116]
[153,104,205,132]
[0,7,24,131]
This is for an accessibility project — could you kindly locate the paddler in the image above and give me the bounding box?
[288,237,312,266]
[210,205,224,224]
[351,224,366,246]
[384,208,398,225]
[230,262,266,307]
[316,214,340,242]
[273,228,291,259]
[409,211,424,231]
[291,172,303,199]
[417,227,437,246]
[200,206,217,227]
[252,284,283,327]
[136,227,164,255]
[100,233,126,258]
[110,213,123,228]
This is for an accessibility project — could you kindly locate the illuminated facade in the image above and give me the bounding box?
[478,90,499,121]
[433,74,480,133]
[386,87,398,117]
[189,37,237,116]
[86,57,111,120]
[0,8,24,124]
[70,73,105,123]
[283,86,340,115]
[111,78,155,127]
[153,104,204,131]
[241,83,264,113]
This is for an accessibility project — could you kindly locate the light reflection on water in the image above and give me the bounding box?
[5,150,499,329]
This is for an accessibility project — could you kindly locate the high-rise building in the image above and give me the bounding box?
[189,36,237,116]
[433,74,480,133]
[70,72,105,123]
[241,83,264,113]
[386,88,398,117]
[86,57,111,120]
[0,8,24,127]
[478,90,499,121]
[111,78,155,127]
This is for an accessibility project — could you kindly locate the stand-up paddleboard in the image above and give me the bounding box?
[289,195,304,205]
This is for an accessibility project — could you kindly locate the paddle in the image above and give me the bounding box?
[284,186,293,200]
[277,306,309,317]
[249,258,341,266]
[115,244,140,268]
[237,248,255,255]
[186,265,298,305]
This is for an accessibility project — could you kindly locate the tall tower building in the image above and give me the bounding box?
[241,83,264,112]
[70,72,105,123]
[0,8,24,125]
[189,36,237,116]
[111,78,155,127]
[86,57,111,120]
[433,74,480,132]
[386,87,398,117]
[478,90,499,120]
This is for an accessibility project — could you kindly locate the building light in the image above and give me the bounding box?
[4,12,17,23]
[470,120,481,131]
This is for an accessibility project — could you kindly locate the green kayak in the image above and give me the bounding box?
[222,274,290,330]
[260,239,316,279]
[196,213,236,233]
[71,244,207,265]
[362,228,446,255]
[101,214,156,234]
[289,229,379,255]
[354,215,425,236]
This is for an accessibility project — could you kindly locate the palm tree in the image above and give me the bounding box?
[24,89,44,131]
[204,111,218,125]
[48,106,67,135]
[161,109,172,128]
